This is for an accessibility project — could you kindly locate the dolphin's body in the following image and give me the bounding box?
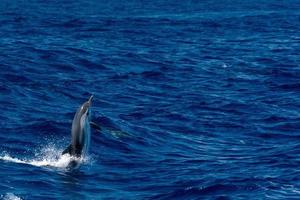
[62,96,94,160]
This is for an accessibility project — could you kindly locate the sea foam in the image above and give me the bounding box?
[0,146,86,169]
[2,193,22,200]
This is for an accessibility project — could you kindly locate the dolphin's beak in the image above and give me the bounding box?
[88,95,93,104]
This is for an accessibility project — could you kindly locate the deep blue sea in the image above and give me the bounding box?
[0,0,300,199]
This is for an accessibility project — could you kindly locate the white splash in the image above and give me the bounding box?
[2,193,22,200]
[222,63,228,68]
[0,146,86,169]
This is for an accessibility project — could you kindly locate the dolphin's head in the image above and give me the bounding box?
[72,95,93,134]
[80,95,93,120]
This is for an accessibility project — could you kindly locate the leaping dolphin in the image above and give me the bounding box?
[62,95,100,161]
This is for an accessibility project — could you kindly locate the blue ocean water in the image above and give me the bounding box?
[0,0,300,199]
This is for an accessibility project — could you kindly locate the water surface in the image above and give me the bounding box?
[0,0,300,199]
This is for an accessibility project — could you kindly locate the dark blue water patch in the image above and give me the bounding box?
[4,73,33,84]
[73,58,108,70]
[148,180,261,200]
[0,83,11,95]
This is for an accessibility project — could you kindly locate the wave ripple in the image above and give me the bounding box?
[0,0,300,199]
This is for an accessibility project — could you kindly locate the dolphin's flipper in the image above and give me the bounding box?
[90,121,101,131]
[62,144,73,155]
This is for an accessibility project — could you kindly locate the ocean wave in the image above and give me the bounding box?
[1,0,300,199]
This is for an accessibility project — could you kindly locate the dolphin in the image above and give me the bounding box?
[62,95,100,160]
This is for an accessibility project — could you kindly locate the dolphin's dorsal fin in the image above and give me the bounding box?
[62,144,73,155]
